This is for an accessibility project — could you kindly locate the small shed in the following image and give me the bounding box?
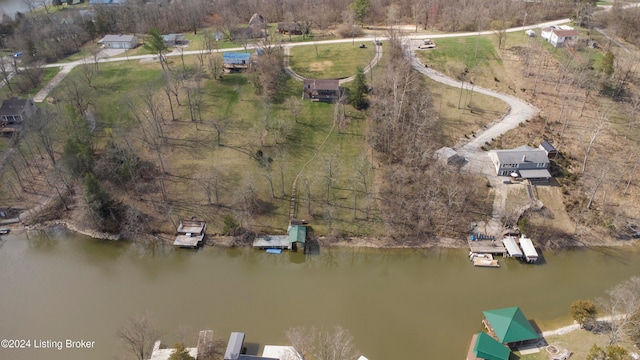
[539,141,558,159]
[434,147,466,167]
[99,34,138,49]
[288,224,306,251]
[482,307,539,346]
[224,332,245,360]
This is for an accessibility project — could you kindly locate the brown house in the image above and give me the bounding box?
[303,79,341,102]
[231,13,267,40]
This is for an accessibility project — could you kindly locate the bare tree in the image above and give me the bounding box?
[314,326,358,360]
[117,312,160,360]
[598,277,640,345]
[286,96,302,123]
[285,326,315,360]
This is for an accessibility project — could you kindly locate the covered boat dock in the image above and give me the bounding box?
[519,235,539,263]
[502,236,523,258]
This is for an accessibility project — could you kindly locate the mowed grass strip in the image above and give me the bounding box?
[289,43,375,79]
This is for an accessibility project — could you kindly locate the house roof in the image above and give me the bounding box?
[249,13,266,26]
[519,169,552,179]
[289,225,306,244]
[304,79,340,91]
[483,307,538,344]
[473,332,511,360]
[224,332,245,360]
[493,147,549,165]
[553,29,579,38]
[101,34,136,43]
[223,52,251,63]
[0,98,29,116]
[502,237,523,257]
[539,141,556,152]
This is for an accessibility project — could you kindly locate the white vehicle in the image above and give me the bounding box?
[417,39,436,49]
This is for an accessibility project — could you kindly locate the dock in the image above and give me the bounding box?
[519,235,539,263]
[253,235,292,250]
[468,239,506,257]
[173,219,207,248]
[470,253,500,267]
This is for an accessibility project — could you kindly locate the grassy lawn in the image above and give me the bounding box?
[416,36,514,91]
[45,54,382,236]
[289,43,376,79]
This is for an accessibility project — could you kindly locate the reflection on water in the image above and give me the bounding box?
[1,228,640,360]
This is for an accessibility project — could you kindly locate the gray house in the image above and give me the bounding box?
[489,145,551,181]
[162,34,185,46]
[99,34,139,49]
[0,97,36,124]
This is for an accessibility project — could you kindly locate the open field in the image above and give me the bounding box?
[289,43,376,79]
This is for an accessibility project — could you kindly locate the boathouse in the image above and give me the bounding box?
[482,307,539,347]
[224,332,245,360]
[519,235,539,263]
[502,236,523,258]
[173,218,207,248]
[466,332,510,360]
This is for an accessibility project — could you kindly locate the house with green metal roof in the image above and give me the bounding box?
[466,332,510,360]
[482,307,539,346]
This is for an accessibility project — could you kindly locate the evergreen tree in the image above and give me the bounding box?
[603,51,615,76]
[349,0,370,26]
[351,66,368,110]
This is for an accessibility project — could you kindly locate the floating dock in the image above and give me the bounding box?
[253,235,292,250]
[470,253,500,267]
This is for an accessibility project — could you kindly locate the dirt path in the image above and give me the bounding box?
[408,47,539,235]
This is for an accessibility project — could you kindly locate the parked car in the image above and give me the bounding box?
[372,39,382,46]
[359,43,366,48]
[12,52,23,58]
[417,39,436,49]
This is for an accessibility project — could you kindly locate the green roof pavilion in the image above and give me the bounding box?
[473,332,510,360]
[482,306,538,344]
[289,225,306,244]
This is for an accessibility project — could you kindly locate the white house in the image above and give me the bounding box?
[541,26,579,47]
[99,34,139,49]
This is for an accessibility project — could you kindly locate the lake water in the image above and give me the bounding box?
[1,228,639,360]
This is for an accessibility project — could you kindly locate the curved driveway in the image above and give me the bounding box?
[408,45,539,235]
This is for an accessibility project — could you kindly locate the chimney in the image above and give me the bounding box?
[522,155,526,162]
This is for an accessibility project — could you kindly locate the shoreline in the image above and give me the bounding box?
[8,219,640,251]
